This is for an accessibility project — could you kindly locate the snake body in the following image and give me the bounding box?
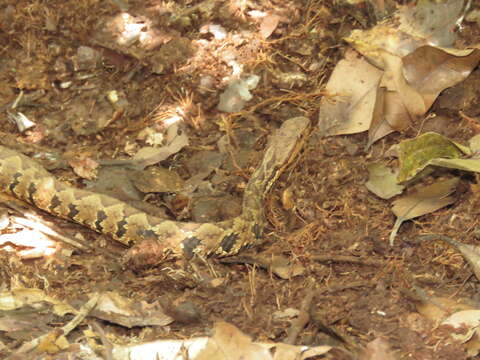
[0,117,309,257]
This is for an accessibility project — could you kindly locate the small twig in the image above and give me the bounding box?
[311,254,383,267]
[7,293,100,359]
[219,255,270,270]
[285,278,316,344]
[90,320,114,360]
[316,280,371,296]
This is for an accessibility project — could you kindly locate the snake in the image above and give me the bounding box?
[0,117,310,258]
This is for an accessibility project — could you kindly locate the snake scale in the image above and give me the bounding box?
[0,117,309,258]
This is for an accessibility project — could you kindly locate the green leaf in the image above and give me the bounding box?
[397,132,469,183]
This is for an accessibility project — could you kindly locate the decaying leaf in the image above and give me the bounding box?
[196,322,271,360]
[402,46,480,112]
[132,167,185,193]
[259,13,280,39]
[389,177,459,245]
[366,86,412,149]
[342,2,480,147]
[410,283,480,356]
[317,49,382,136]
[36,330,70,355]
[90,291,174,328]
[198,322,332,360]
[268,255,305,279]
[68,156,99,180]
[397,132,468,183]
[111,321,332,359]
[133,123,189,169]
[398,0,467,47]
[0,288,76,316]
[442,310,480,356]
[365,162,404,199]
[359,337,396,360]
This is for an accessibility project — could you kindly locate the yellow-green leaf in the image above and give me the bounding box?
[397,132,469,183]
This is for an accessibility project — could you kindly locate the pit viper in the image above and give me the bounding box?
[0,117,309,257]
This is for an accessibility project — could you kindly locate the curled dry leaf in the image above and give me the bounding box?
[196,322,271,360]
[343,2,480,147]
[416,294,474,325]
[367,46,480,148]
[111,322,332,360]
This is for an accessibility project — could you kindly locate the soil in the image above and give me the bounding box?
[1,0,480,359]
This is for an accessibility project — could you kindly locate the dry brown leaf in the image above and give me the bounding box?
[403,46,480,112]
[259,13,280,39]
[417,295,474,324]
[318,49,382,136]
[359,337,396,360]
[133,123,189,168]
[398,0,466,47]
[380,51,426,118]
[196,322,271,360]
[90,291,174,328]
[68,157,99,180]
[367,87,412,148]
[389,177,458,245]
[268,255,305,279]
[345,24,425,68]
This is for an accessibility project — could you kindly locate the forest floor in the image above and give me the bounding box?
[1,0,480,359]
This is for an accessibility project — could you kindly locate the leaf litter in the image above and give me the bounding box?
[2,0,480,359]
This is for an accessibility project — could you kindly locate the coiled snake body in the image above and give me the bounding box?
[0,117,309,257]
